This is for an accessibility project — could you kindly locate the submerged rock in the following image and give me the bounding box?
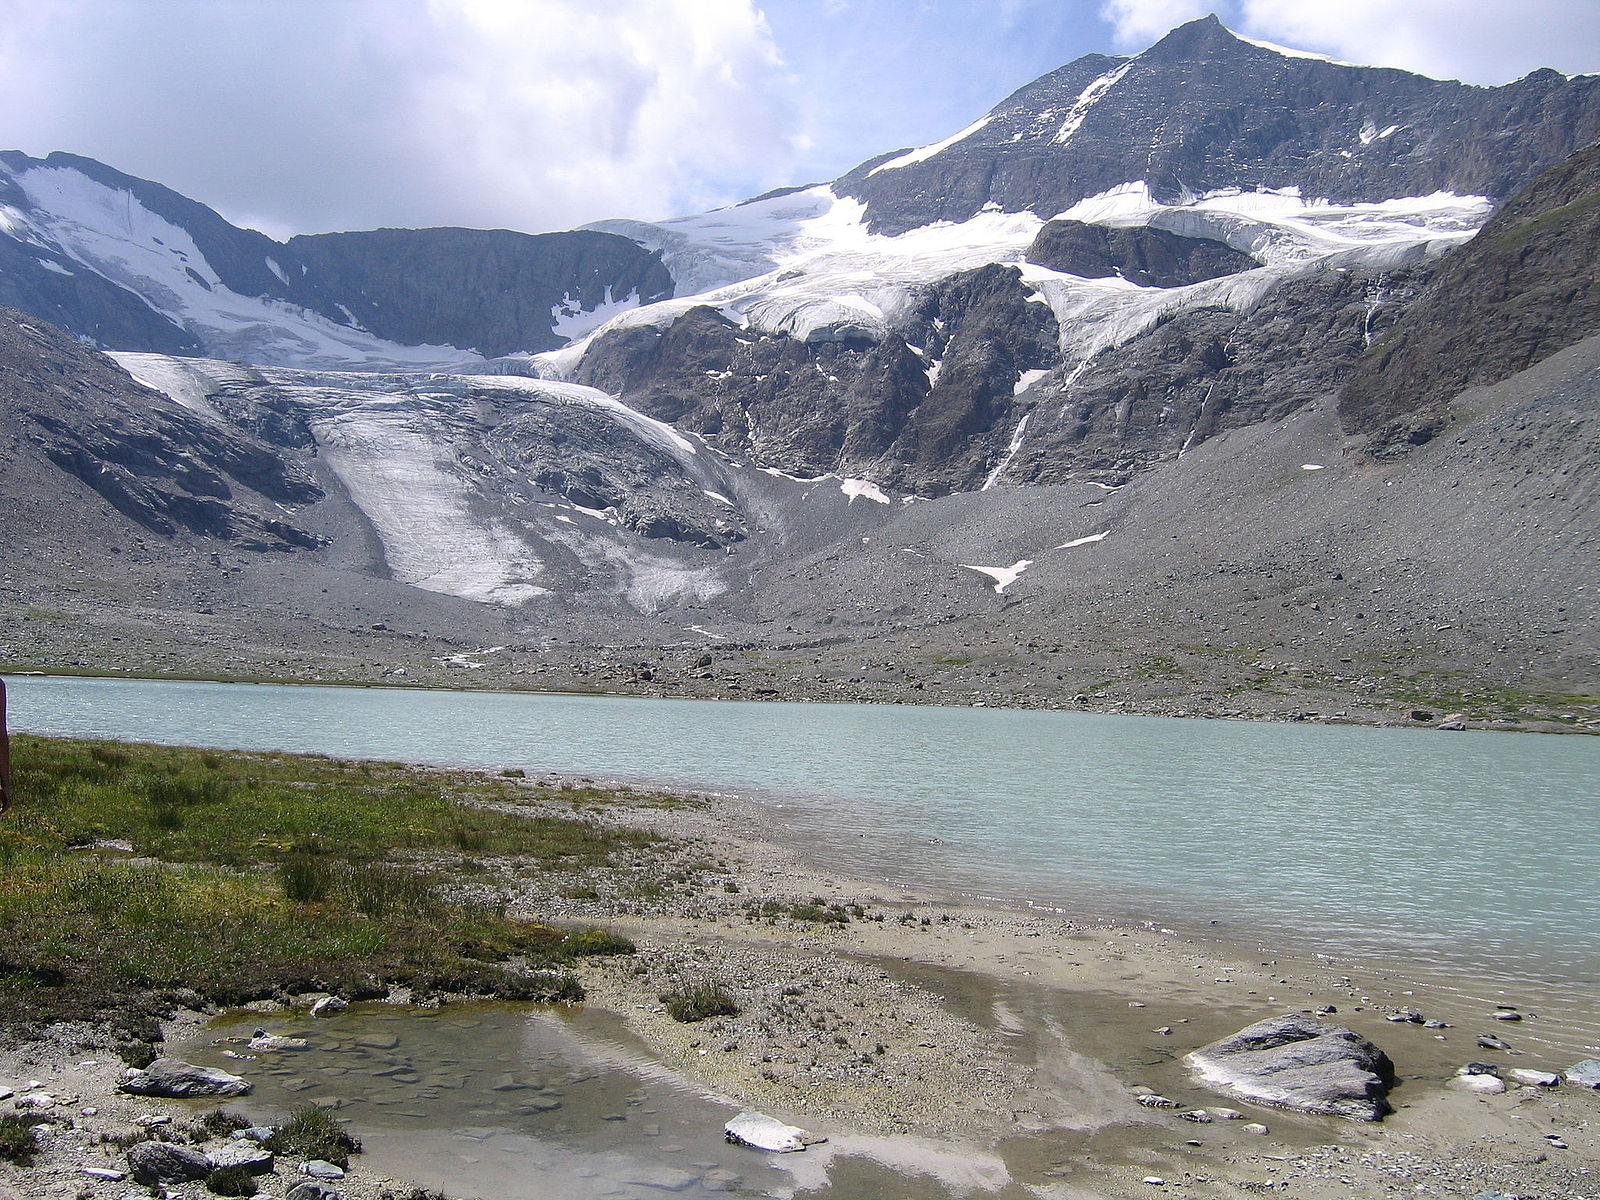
[121,1058,252,1098]
[724,1111,824,1152]
[1185,1014,1394,1120]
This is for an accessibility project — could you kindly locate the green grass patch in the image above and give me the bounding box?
[265,1103,361,1168]
[661,981,740,1023]
[0,1114,41,1166]
[0,736,652,1028]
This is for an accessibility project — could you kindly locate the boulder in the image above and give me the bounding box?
[1564,1059,1600,1088]
[1449,1074,1507,1094]
[207,1141,275,1174]
[724,1111,823,1152]
[121,1057,252,1098]
[287,1185,345,1200]
[1185,1014,1394,1120]
[127,1141,213,1186]
[310,995,349,1017]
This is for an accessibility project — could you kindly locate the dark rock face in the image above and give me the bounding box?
[0,307,322,549]
[1186,1014,1395,1120]
[575,264,1058,495]
[1341,139,1600,448]
[288,227,674,356]
[1027,220,1257,287]
[836,16,1600,235]
[1005,262,1430,485]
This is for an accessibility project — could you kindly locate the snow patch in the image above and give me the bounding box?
[35,257,73,276]
[869,116,993,175]
[1055,530,1110,549]
[5,162,485,372]
[1229,29,1359,67]
[1013,368,1049,396]
[961,560,1033,594]
[551,285,641,343]
[982,413,1032,490]
[1056,63,1134,144]
[1301,463,1326,470]
[841,478,890,504]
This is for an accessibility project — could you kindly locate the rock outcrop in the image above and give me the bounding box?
[288,227,674,356]
[1341,139,1600,450]
[1185,1014,1394,1120]
[0,308,323,550]
[1027,221,1257,288]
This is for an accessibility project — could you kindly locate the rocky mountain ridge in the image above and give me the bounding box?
[0,151,672,365]
[0,17,1595,726]
[835,16,1600,235]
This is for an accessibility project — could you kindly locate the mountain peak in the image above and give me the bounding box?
[1139,13,1244,63]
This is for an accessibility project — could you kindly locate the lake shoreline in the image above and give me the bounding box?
[6,663,1593,737]
[4,748,1599,1199]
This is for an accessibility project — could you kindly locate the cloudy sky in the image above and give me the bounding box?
[1,0,1595,240]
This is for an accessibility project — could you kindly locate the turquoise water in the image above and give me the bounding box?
[9,674,1598,985]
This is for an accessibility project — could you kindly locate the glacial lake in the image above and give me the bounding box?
[8,674,1599,989]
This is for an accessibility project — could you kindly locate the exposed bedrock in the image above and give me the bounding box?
[1026,220,1258,287]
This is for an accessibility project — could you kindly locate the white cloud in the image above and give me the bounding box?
[1097,0,1600,84]
[1235,0,1600,84]
[0,0,804,236]
[1098,0,1209,48]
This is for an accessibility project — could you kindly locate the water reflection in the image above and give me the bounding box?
[178,1004,1027,1200]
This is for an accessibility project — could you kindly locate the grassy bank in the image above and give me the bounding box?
[0,736,649,1041]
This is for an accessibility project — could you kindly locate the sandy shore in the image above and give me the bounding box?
[4,775,1598,1200]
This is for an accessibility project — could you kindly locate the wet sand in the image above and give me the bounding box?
[4,775,1598,1200]
[545,786,1600,1197]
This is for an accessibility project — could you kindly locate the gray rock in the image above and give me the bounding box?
[310,995,349,1017]
[127,1141,213,1186]
[1476,1035,1511,1051]
[207,1142,275,1174]
[121,1058,252,1098]
[1508,1068,1560,1087]
[1185,1014,1394,1120]
[1563,1059,1600,1088]
[1241,1122,1270,1135]
[301,1159,347,1179]
[1448,1074,1507,1094]
[286,1185,345,1200]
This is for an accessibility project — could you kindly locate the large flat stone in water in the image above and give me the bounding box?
[1185,1014,1393,1120]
